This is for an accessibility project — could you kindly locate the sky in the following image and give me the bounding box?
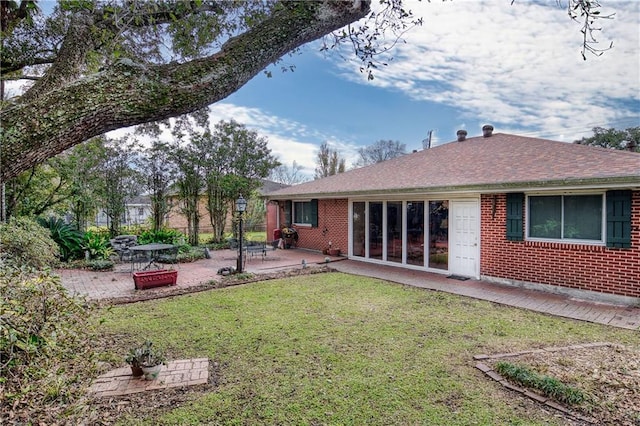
[10,1,640,180]
[195,0,640,178]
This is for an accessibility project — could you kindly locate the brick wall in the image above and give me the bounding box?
[164,195,233,236]
[480,191,640,298]
[278,199,349,252]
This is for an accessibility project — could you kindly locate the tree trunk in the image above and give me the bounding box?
[0,1,370,183]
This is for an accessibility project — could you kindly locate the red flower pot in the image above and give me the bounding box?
[133,269,178,290]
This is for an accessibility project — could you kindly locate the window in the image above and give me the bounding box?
[292,199,318,226]
[294,201,311,224]
[528,194,603,242]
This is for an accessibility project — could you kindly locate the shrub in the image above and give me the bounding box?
[0,217,60,269]
[0,266,97,422]
[82,231,115,260]
[138,228,185,245]
[177,245,207,262]
[36,217,84,261]
[87,259,114,271]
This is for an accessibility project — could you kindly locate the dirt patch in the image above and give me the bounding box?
[480,343,640,425]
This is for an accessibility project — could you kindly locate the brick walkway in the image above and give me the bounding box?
[90,358,209,397]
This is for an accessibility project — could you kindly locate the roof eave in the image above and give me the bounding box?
[266,176,640,200]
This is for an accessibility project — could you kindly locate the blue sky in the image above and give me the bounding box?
[197,1,640,178]
[13,1,639,180]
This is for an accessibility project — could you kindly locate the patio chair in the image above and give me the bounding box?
[157,246,180,269]
[130,251,153,273]
[244,241,267,262]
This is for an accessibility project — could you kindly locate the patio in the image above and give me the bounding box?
[58,247,340,301]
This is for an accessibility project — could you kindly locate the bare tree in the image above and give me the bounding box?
[315,143,346,179]
[354,139,406,168]
[270,161,308,185]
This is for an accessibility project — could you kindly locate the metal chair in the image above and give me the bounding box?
[157,246,180,269]
[130,251,152,273]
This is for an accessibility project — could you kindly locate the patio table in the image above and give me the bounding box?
[130,243,175,271]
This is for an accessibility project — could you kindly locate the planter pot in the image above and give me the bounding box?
[141,364,162,381]
[133,269,178,290]
[130,365,144,377]
[328,249,341,256]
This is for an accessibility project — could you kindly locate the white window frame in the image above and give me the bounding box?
[525,192,606,245]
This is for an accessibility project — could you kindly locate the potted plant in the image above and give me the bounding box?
[125,341,166,380]
[124,346,145,377]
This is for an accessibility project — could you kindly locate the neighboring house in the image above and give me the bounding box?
[266,126,640,303]
[166,179,287,236]
[95,195,152,227]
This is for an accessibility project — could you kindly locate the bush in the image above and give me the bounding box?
[82,231,115,260]
[36,216,84,261]
[87,259,114,271]
[176,246,205,262]
[0,266,97,422]
[138,228,185,245]
[0,217,60,269]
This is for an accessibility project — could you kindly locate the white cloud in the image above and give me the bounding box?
[329,0,640,141]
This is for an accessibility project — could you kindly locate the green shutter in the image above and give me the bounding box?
[606,190,631,248]
[310,199,318,228]
[506,193,524,241]
[284,200,292,227]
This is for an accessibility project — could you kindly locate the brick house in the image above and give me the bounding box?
[166,179,286,235]
[266,127,640,303]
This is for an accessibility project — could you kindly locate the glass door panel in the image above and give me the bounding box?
[369,202,383,260]
[352,202,366,257]
[386,202,403,263]
[429,201,449,270]
[406,201,424,266]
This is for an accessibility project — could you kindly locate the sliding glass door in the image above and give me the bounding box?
[406,201,424,266]
[428,201,449,270]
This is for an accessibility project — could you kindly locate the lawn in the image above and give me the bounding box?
[95,272,640,425]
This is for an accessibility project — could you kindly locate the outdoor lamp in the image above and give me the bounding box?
[236,195,247,273]
[236,195,247,213]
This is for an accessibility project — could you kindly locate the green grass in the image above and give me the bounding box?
[96,273,639,425]
[495,361,588,406]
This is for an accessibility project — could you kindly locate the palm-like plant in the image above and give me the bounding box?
[36,217,84,261]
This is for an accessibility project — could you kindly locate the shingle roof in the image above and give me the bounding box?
[267,133,640,199]
[259,179,290,195]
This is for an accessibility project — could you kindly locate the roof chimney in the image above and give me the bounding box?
[482,125,494,138]
[456,130,467,142]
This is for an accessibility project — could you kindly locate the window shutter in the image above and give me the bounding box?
[284,200,292,227]
[310,199,318,227]
[606,190,631,248]
[506,193,524,241]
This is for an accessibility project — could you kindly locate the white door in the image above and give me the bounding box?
[449,200,479,278]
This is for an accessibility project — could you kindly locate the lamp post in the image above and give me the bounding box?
[236,195,247,273]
